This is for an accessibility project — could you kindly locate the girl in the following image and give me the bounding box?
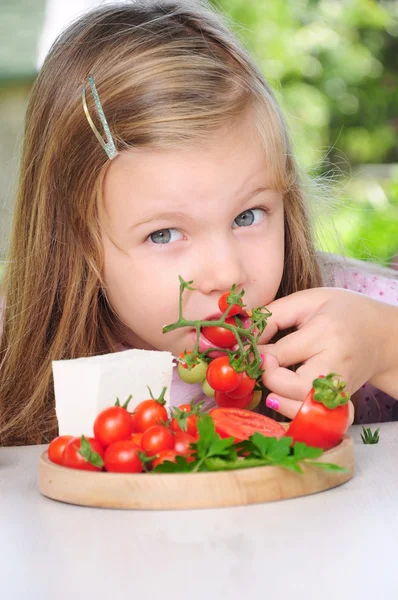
[0,0,397,446]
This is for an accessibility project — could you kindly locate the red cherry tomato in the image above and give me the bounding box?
[287,381,350,451]
[94,405,134,448]
[226,371,256,399]
[48,435,73,466]
[152,449,178,469]
[214,390,253,409]
[62,437,105,471]
[132,399,168,433]
[130,432,143,448]
[170,414,198,437]
[104,440,143,473]
[141,425,174,454]
[218,292,243,317]
[209,408,286,443]
[173,432,196,461]
[206,356,242,393]
[201,317,237,348]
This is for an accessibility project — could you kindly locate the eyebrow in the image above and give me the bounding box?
[130,185,272,229]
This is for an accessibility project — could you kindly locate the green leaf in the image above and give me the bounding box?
[152,456,194,473]
[78,435,104,468]
[306,462,348,473]
[292,442,323,461]
[256,434,292,461]
[361,426,380,444]
[194,415,236,460]
[312,374,349,408]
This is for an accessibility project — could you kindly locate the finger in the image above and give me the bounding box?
[258,324,322,368]
[348,401,355,426]
[259,288,329,344]
[265,393,303,420]
[261,353,311,401]
[265,395,356,426]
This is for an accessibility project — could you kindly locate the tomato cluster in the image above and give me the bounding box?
[48,391,201,473]
[176,289,262,410]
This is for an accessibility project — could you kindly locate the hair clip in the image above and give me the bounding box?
[82,74,118,160]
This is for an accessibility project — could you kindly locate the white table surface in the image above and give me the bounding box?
[1,423,397,600]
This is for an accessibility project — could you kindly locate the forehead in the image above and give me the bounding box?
[102,116,278,215]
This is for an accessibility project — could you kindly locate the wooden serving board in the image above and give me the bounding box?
[38,435,354,510]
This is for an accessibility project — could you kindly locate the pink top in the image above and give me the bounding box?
[0,253,397,423]
[324,254,398,423]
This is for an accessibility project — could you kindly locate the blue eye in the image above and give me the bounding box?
[149,228,183,244]
[232,208,266,228]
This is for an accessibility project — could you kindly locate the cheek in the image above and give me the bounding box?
[248,217,284,303]
[101,238,180,342]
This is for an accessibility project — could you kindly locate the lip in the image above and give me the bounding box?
[189,313,252,357]
[189,330,232,357]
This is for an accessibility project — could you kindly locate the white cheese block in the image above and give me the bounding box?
[52,349,174,437]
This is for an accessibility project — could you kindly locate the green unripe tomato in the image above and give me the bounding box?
[202,378,215,398]
[246,390,262,410]
[177,359,208,384]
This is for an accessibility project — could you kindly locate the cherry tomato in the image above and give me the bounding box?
[245,390,262,411]
[133,396,168,433]
[201,317,237,348]
[209,408,285,443]
[218,292,243,317]
[94,405,134,448]
[226,371,256,399]
[287,376,350,451]
[206,356,242,393]
[173,432,196,461]
[177,352,208,384]
[214,390,253,409]
[130,432,143,448]
[202,379,215,398]
[170,413,198,437]
[141,425,174,454]
[62,437,105,471]
[104,441,143,473]
[152,449,178,469]
[48,435,73,466]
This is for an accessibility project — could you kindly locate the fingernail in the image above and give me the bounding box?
[266,397,280,411]
[260,353,265,368]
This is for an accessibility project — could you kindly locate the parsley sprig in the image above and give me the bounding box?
[152,415,346,474]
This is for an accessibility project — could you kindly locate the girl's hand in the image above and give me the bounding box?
[257,288,398,420]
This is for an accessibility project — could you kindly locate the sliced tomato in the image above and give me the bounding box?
[209,407,286,442]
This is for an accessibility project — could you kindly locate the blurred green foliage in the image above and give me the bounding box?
[212,0,398,267]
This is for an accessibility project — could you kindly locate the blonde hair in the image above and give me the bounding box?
[0,0,323,446]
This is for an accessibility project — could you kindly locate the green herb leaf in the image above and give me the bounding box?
[152,456,194,473]
[194,415,236,460]
[78,435,104,468]
[360,426,380,444]
[292,442,323,461]
[306,462,348,473]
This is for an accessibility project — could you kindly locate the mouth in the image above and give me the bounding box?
[189,312,252,357]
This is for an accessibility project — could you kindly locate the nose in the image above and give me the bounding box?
[193,236,245,296]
